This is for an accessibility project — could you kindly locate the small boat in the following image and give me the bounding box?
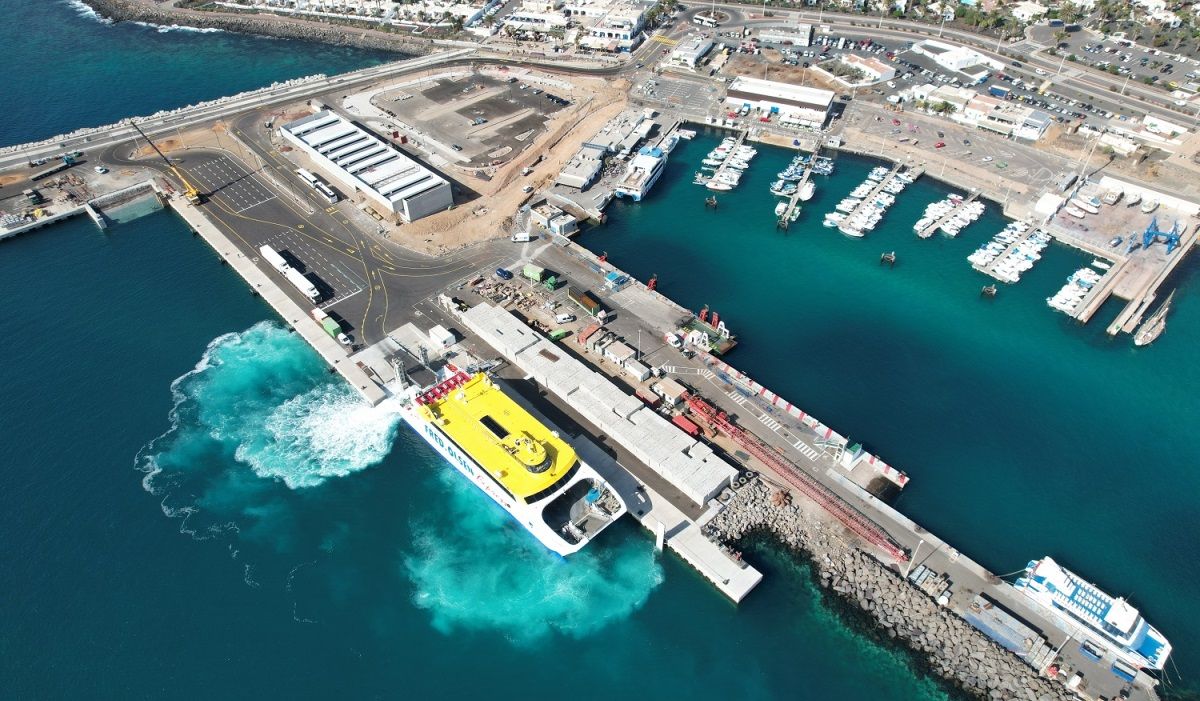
[775,202,788,217]
[1133,290,1174,347]
[799,181,815,201]
[1064,206,1086,219]
[1092,259,1112,271]
[1125,192,1142,207]
[1109,236,1124,248]
[1141,199,1159,214]
[706,181,733,192]
[1101,190,1122,206]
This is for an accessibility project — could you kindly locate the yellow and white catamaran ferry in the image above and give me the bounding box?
[398,367,626,556]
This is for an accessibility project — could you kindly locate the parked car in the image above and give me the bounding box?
[935,141,946,148]
[495,268,513,280]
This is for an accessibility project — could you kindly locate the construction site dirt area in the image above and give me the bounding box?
[370,72,580,170]
[314,71,630,256]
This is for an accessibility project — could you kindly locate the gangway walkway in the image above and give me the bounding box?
[778,146,821,229]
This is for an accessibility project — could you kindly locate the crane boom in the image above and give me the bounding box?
[129,121,202,205]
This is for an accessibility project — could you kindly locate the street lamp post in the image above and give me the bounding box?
[904,539,925,579]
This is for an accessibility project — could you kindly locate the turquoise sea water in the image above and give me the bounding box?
[3,7,953,699]
[581,133,1200,692]
[1,1,393,148]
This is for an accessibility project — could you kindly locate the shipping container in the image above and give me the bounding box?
[283,267,320,303]
[568,286,602,316]
[522,264,546,282]
[671,414,701,437]
[259,245,291,273]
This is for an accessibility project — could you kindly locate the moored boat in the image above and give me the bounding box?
[1134,290,1174,346]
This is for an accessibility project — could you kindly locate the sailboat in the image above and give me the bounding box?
[1133,290,1175,347]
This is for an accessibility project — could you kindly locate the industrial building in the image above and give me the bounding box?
[724,77,834,129]
[669,33,714,69]
[912,40,1000,83]
[556,142,607,189]
[460,303,739,505]
[837,53,896,85]
[530,202,578,236]
[757,24,813,47]
[279,110,453,223]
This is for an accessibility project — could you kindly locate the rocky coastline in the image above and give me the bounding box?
[708,480,1073,701]
[80,0,432,55]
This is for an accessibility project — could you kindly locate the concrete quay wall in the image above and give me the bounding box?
[710,481,1076,701]
[167,195,386,406]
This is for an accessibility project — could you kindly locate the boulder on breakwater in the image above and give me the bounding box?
[706,481,1073,701]
[81,0,432,55]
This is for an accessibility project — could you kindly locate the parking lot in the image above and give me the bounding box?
[747,29,1149,126]
[373,74,571,168]
[845,105,1066,195]
[1030,23,1200,102]
[638,75,719,113]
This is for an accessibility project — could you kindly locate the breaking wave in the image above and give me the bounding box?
[132,21,226,33]
[404,464,664,644]
[138,321,401,538]
[64,0,112,24]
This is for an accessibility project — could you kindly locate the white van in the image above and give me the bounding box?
[555,313,576,324]
[511,232,532,243]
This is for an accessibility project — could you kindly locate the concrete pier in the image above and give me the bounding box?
[167,194,386,406]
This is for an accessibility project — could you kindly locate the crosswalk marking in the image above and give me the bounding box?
[793,440,821,462]
[726,389,747,406]
[758,414,782,431]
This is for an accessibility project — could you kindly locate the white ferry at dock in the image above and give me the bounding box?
[1014,557,1171,672]
[614,146,667,202]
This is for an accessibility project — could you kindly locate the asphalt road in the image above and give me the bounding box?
[102,129,502,346]
[698,3,1198,123]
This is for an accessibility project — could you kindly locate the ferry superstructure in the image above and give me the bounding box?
[398,368,627,556]
[615,146,667,201]
[1014,557,1171,671]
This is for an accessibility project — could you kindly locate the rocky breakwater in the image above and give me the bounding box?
[708,480,1073,701]
[81,0,431,55]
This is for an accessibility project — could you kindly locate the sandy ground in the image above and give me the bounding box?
[389,76,630,255]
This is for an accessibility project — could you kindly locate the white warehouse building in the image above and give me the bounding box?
[724,77,834,129]
[280,110,453,223]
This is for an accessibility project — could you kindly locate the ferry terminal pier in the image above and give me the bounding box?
[1,45,1190,701]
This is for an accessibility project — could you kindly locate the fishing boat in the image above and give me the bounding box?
[1133,290,1175,346]
[799,181,815,201]
[398,368,627,556]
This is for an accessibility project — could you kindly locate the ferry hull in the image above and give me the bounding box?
[398,391,624,557]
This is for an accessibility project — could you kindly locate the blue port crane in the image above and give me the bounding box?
[1141,217,1183,254]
